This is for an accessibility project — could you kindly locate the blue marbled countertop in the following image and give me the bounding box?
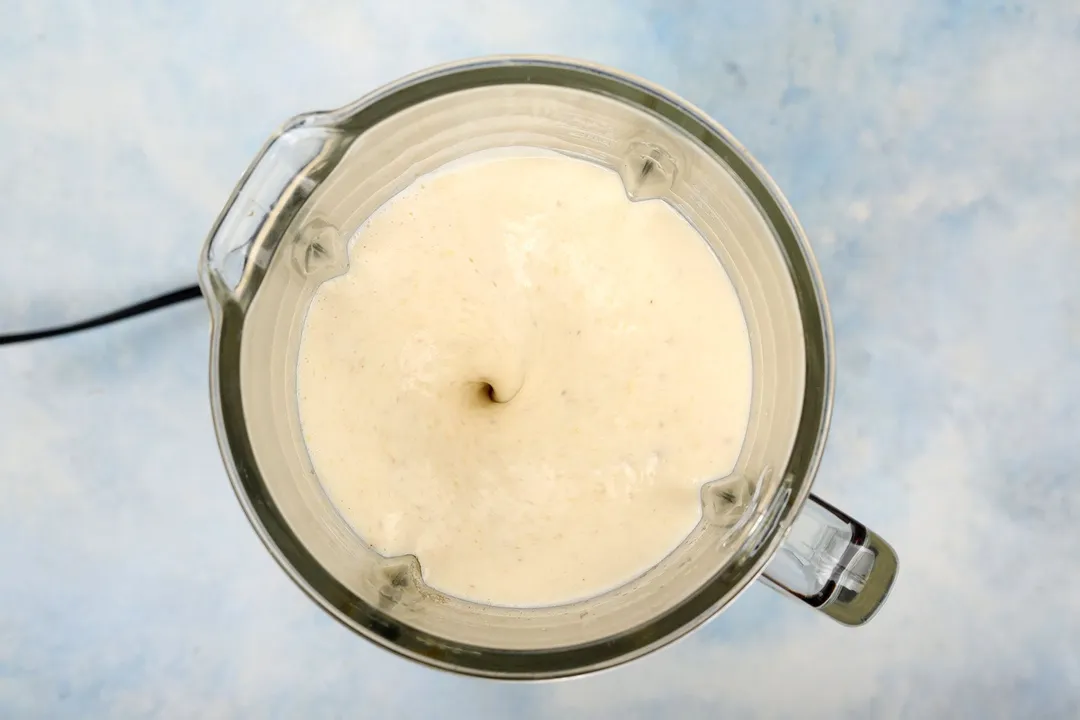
[3,1,1079,717]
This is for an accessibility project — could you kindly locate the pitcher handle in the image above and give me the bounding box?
[760,494,898,626]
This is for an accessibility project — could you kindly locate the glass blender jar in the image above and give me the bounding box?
[199,56,897,679]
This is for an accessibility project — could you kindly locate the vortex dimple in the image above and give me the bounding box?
[477,378,520,404]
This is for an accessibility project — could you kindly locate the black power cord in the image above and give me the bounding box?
[0,284,203,346]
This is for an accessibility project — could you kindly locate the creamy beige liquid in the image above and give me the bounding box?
[297,150,752,607]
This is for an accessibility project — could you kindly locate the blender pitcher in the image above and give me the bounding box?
[199,56,898,679]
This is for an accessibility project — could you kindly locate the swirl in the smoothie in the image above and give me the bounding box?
[297,150,751,607]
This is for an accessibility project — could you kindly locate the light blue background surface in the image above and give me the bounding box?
[3,1,1080,717]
